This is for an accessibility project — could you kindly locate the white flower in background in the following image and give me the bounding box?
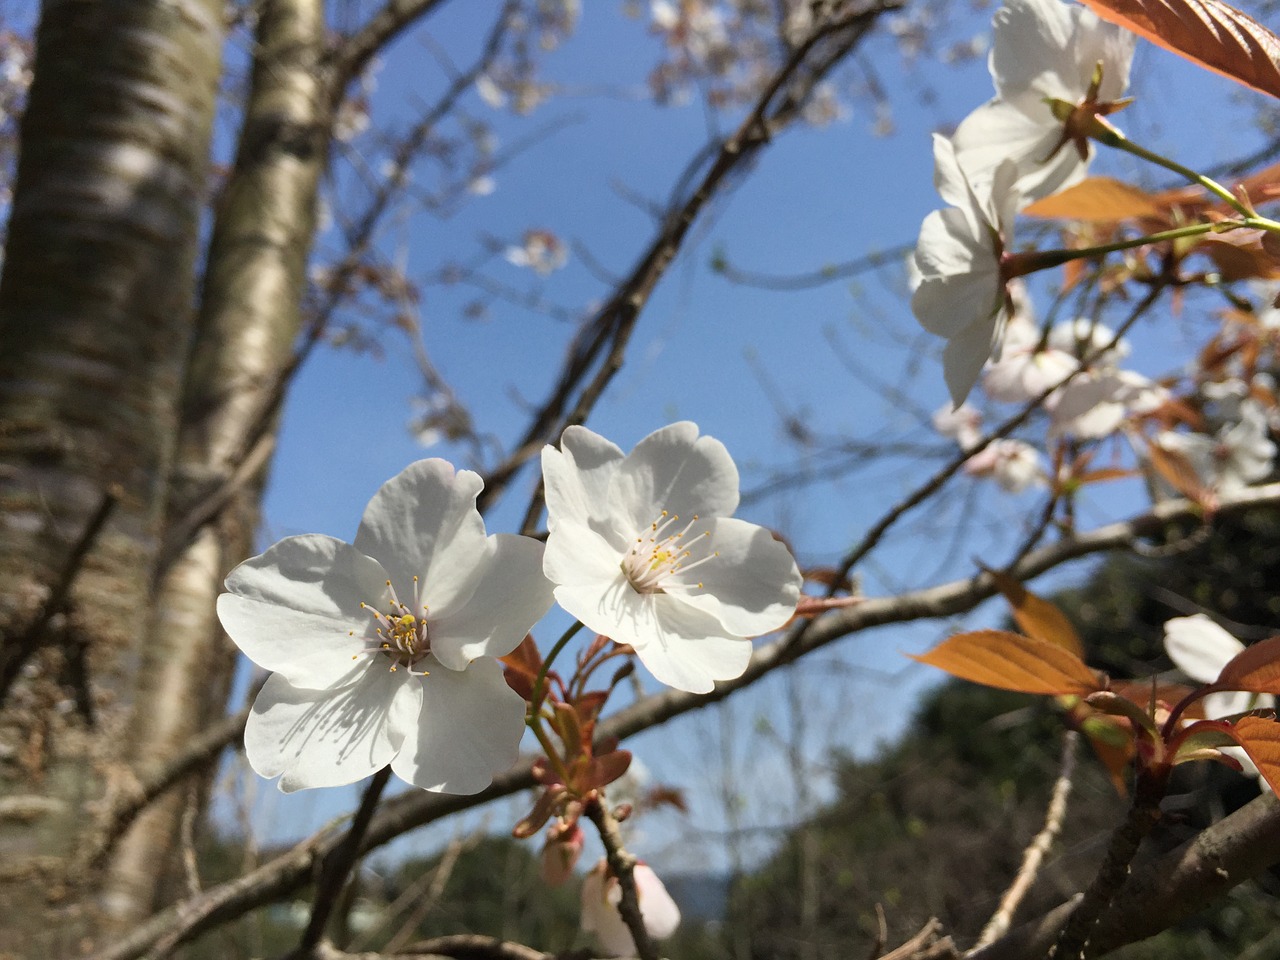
[933,402,983,451]
[1049,369,1165,439]
[911,135,1021,408]
[1047,317,1130,366]
[1154,399,1276,494]
[580,859,681,957]
[542,423,802,694]
[962,439,1046,492]
[217,460,554,793]
[982,315,1079,405]
[1164,614,1275,783]
[505,228,568,275]
[951,0,1135,202]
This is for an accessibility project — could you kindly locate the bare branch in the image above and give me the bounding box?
[968,792,1280,960]
[582,795,657,960]
[479,0,904,522]
[973,732,1079,950]
[329,0,451,99]
[87,482,1280,960]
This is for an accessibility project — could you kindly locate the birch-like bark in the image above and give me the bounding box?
[0,0,223,952]
[100,0,328,923]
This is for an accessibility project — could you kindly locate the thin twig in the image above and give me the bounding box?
[582,795,657,960]
[82,482,1280,960]
[292,766,393,958]
[380,833,476,953]
[971,732,1079,951]
[491,0,903,527]
[1047,768,1167,960]
[400,935,558,960]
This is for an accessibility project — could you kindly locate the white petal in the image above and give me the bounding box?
[1164,614,1245,684]
[911,212,1003,337]
[552,570,647,649]
[990,0,1079,101]
[931,132,976,211]
[390,657,526,794]
[942,310,1005,409]
[637,599,754,693]
[354,459,490,620]
[430,534,554,669]
[611,422,740,532]
[545,521,627,593]
[633,864,682,940]
[952,99,1087,203]
[580,862,680,956]
[542,425,626,541]
[245,668,418,792]
[219,535,390,690]
[672,517,800,637]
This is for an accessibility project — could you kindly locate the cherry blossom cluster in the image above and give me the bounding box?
[910,0,1134,406]
[216,422,802,950]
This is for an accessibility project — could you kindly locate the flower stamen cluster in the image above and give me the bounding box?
[620,511,716,594]
[355,576,432,674]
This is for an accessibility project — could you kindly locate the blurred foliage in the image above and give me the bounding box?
[727,510,1280,960]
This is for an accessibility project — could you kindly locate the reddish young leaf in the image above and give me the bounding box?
[501,634,544,702]
[1228,713,1280,793]
[1078,0,1280,101]
[1022,177,1165,222]
[1080,714,1136,796]
[1212,634,1280,693]
[911,629,1102,695]
[1147,439,1214,508]
[984,567,1085,657]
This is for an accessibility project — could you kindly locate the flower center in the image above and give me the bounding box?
[353,576,431,674]
[620,510,716,595]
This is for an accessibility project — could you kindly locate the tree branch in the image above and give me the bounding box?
[968,792,1280,960]
[329,0,451,99]
[582,795,657,960]
[973,732,1079,950]
[480,0,903,521]
[88,482,1280,960]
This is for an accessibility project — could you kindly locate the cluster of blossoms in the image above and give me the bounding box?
[910,0,1135,407]
[219,422,800,792]
[217,422,801,949]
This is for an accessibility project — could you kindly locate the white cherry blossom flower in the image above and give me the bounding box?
[1164,614,1275,782]
[951,0,1135,202]
[1047,317,1130,367]
[505,229,568,275]
[580,859,681,957]
[1049,369,1165,439]
[911,135,1020,407]
[982,315,1079,405]
[541,423,802,694]
[962,439,1046,492]
[217,460,554,794]
[933,402,983,451]
[1154,400,1276,494]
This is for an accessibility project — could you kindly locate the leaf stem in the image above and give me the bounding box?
[529,619,584,712]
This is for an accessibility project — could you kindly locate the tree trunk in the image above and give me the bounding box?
[100,0,329,923]
[0,0,223,952]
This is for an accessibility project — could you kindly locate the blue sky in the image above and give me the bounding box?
[231,1,1280,874]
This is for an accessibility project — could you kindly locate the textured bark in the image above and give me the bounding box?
[100,0,329,924]
[0,0,223,952]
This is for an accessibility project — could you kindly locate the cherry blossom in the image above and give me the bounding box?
[911,135,1020,407]
[580,859,681,956]
[981,314,1079,405]
[951,0,1135,202]
[541,422,802,694]
[962,439,1046,492]
[1154,400,1276,494]
[1049,368,1165,439]
[217,460,554,793]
